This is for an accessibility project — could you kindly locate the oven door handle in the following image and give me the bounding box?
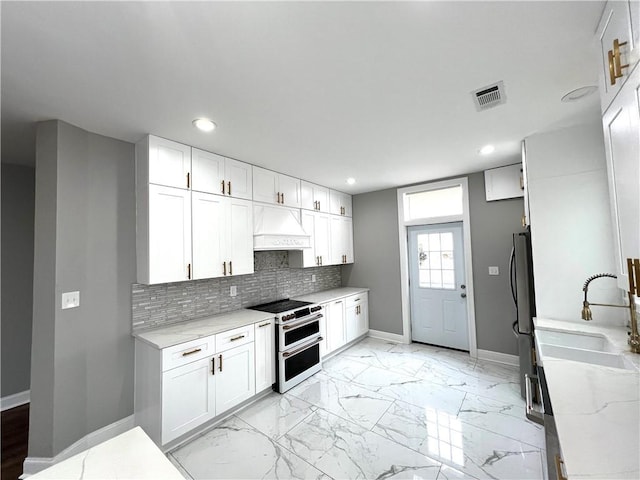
[282,314,323,330]
[282,337,323,357]
[524,374,544,425]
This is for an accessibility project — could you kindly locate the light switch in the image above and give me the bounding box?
[230,286,237,297]
[488,266,500,276]
[62,291,80,309]
[311,274,316,283]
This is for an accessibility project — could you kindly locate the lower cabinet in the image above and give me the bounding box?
[346,293,369,342]
[325,299,346,354]
[254,319,275,392]
[323,292,369,356]
[214,343,255,414]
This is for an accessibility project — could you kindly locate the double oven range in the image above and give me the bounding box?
[249,299,323,393]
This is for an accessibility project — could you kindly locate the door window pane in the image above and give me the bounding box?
[416,231,456,290]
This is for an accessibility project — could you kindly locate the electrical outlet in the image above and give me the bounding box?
[230,286,237,297]
[311,274,316,283]
[62,291,80,309]
[488,266,500,276]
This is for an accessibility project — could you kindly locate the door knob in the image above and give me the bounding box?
[461,293,467,298]
[461,284,466,289]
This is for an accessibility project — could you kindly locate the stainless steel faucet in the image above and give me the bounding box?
[581,271,640,354]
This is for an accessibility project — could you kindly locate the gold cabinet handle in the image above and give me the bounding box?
[230,334,245,342]
[229,260,233,275]
[221,180,226,195]
[277,192,281,203]
[258,322,271,328]
[521,214,526,227]
[282,192,285,204]
[187,263,191,279]
[227,181,231,196]
[223,261,227,276]
[608,49,617,85]
[182,348,201,356]
[320,256,323,266]
[519,175,524,190]
[219,354,223,372]
[554,455,567,480]
[613,38,629,78]
[186,172,190,188]
[211,357,215,375]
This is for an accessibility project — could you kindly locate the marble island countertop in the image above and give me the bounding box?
[534,318,640,479]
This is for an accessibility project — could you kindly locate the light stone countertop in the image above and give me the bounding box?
[534,317,640,479]
[133,308,275,349]
[28,427,184,480]
[292,286,369,304]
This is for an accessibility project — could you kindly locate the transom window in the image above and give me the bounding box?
[404,185,463,221]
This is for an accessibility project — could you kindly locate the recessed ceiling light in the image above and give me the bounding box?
[479,144,495,155]
[192,118,216,132]
[346,177,356,185]
[561,86,597,103]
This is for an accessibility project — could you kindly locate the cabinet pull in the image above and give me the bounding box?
[258,322,271,328]
[608,49,617,86]
[186,172,190,188]
[211,357,215,375]
[316,256,319,266]
[320,256,323,266]
[318,201,321,210]
[187,263,191,279]
[230,334,245,342]
[227,181,231,196]
[219,354,223,372]
[519,176,524,190]
[613,38,629,79]
[182,348,202,356]
[229,260,233,275]
[282,192,285,204]
[554,455,567,480]
[221,180,226,195]
[223,261,227,276]
[521,214,526,228]
[354,298,360,302]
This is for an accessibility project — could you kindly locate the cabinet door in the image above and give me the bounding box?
[301,181,316,211]
[191,148,225,195]
[343,217,354,263]
[484,164,524,201]
[192,192,226,279]
[148,184,192,284]
[254,320,275,392]
[602,64,640,289]
[329,190,352,216]
[329,215,344,265]
[148,136,191,190]
[278,173,302,208]
[318,305,328,358]
[315,213,331,266]
[162,357,215,444]
[341,193,353,217]
[252,166,279,204]
[300,210,317,267]
[227,198,254,276]
[345,304,358,343]
[215,343,256,414]
[356,294,369,337]
[597,1,639,111]
[225,158,253,200]
[326,300,346,353]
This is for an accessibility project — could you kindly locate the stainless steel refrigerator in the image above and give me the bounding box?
[510,230,537,398]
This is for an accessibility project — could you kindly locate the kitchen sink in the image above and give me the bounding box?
[536,342,634,370]
[534,329,614,352]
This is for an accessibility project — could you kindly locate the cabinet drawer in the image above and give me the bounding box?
[345,292,367,308]
[216,324,255,352]
[162,336,215,372]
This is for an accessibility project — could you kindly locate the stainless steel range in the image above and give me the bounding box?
[248,299,323,393]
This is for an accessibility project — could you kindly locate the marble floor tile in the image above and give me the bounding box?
[473,360,520,383]
[437,465,479,480]
[170,416,327,480]
[320,355,371,382]
[351,364,467,415]
[340,346,427,376]
[389,342,476,369]
[235,392,316,440]
[457,393,544,449]
[373,400,544,480]
[286,371,394,429]
[280,408,442,480]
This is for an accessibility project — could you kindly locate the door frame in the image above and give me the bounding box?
[396,177,478,358]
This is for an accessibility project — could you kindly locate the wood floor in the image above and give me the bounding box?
[1,404,29,480]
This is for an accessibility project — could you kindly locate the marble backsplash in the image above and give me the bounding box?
[131,251,342,331]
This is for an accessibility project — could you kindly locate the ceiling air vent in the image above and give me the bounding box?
[472,81,506,112]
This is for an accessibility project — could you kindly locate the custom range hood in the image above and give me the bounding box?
[253,204,311,250]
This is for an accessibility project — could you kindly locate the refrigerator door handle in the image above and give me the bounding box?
[509,246,517,306]
[512,320,519,338]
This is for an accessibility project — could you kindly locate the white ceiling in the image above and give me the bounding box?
[1,1,605,194]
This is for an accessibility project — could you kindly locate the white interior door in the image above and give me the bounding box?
[408,223,469,350]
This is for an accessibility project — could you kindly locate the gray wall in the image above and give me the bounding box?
[343,172,523,355]
[29,120,136,457]
[1,164,35,397]
[342,188,403,335]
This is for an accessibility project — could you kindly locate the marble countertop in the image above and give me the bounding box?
[134,309,275,349]
[28,427,184,479]
[293,287,369,304]
[534,318,640,479]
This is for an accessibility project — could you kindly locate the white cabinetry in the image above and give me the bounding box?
[325,299,346,354]
[289,211,331,268]
[330,216,354,265]
[254,319,275,392]
[191,148,252,200]
[484,163,524,202]
[596,1,640,111]
[252,166,301,208]
[345,292,369,342]
[330,190,352,217]
[601,63,640,289]
[145,136,192,190]
[301,181,330,212]
[321,292,369,357]
[214,343,255,414]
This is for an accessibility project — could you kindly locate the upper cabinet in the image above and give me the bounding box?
[596,0,640,111]
[191,148,252,200]
[484,163,524,202]
[329,190,352,217]
[252,166,301,208]
[145,136,192,190]
[301,181,330,213]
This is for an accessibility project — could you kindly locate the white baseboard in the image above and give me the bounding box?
[476,349,519,366]
[1,390,30,411]
[367,329,405,344]
[21,415,135,477]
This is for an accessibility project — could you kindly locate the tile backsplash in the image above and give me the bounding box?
[132,251,342,331]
